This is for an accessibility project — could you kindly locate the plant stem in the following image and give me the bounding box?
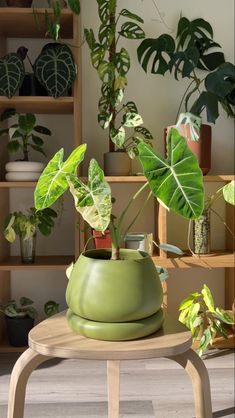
[118,182,149,230]
[210,208,235,239]
[122,190,153,239]
[22,135,29,161]
[108,4,117,153]
[175,79,195,122]
[109,216,120,260]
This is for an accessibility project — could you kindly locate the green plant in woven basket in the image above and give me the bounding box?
[0,53,25,98]
[34,43,77,98]
[179,284,234,356]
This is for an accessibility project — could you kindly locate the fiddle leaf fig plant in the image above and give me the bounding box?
[138,16,235,130]
[84,0,152,157]
[34,128,204,260]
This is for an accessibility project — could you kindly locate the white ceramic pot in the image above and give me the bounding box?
[125,233,153,256]
[5,172,42,181]
[104,152,131,176]
[5,161,45,172]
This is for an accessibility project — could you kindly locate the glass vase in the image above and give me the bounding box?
[193,209,211,254]
[20,234,36,264]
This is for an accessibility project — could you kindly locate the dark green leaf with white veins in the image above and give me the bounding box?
[138,128,204,219]
[120,9,144,24]
[69,159,112,231]
[0,53,25,98]
[137,34,175,74]
[34,144,87,210]
[34,44,77,98]
[119,22,145,39]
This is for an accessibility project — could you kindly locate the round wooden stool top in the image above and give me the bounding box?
[29,311,192,361]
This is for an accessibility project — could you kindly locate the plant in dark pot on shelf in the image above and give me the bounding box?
[0,297,37,347]
[138,16,235,174]
[0,51,25,98]
[3,207,57,264]
[0,108,51,181]
[34,127,205,341]
[17,46,48,97]
[84,0,153,176]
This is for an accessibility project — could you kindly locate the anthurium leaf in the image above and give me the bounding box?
[223,180,235,206]
[159,243,184,255]
[202,284,215,312]
[138,128,204,219]
[119,22,145,40]
[176,17,213,50]
[123,112,143,127]
[34,144,87,210]
[20,297,34,306]
[190,91,219,123]
[205,63,235,99]
[69,159,112,232]
[110,126,125,148]
[179,292,200,311]
[138,34,175,74]
[0,53,25,98]
[120,9,144,23]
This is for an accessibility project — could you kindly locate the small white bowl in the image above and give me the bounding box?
[5,172,42,181]
[5,161,45,173]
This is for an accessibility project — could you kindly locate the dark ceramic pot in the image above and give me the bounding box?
[5,316,34,347]
[19,74,48,96]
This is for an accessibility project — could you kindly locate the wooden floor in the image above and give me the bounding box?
[0,350,234,418]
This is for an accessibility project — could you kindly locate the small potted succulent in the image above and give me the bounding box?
[85,0,153,175]
[17,46,48,96]
[34,127,204,341]
[179,284,234,356]
[138,16,235,174]
[4,207,57,264]
[0,297,37,347]
[0,108,51,181]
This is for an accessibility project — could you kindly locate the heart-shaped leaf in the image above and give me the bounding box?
[34,44,77,98]
[138,128,204,219]
[69,159,112,232]
[223,180,235,206]
[0,53,25,98]
[138,34,175,74]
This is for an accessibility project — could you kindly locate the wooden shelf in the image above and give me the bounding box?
[0,8,73,38]
[0,181,36,188]
[0,340,27,353]
[0,96,73,114]
[0,255,74,271]
[152,252,235,268]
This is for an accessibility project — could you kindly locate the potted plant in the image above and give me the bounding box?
[44,300,60,317]
[3,207,57,263]
[0,51,25,98]
[16,46,48,96]
[0,297,37,347]
[0,108,51,181]
[34,127,204,341]
[137,16,235,174]
[179,284,234,356]
[84,0,153,175]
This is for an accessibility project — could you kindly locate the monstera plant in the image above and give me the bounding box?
[84,0,152,175]
[34,43,77,98]
[0,52,25,98]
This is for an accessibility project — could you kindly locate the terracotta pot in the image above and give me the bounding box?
[165,124,212,175]
[92,230,112,249]
[6,0,32,6]
[104,152,131,176]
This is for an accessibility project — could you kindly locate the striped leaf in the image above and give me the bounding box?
[0,54,25,98]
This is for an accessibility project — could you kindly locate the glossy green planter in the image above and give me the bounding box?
[66,249,164,340]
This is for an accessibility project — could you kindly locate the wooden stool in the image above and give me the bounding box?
[7,311,212,418]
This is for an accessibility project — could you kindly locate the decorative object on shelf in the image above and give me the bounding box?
[84,0,153,175]
[92,229,112,249]
[0,297,37,347]
[124,232,153,255]
[34,127,204,341]
[5,0,32,6]
[138,16,235,174]
[0,52,25,98]
[44,300,60,317]
[179,284,234,356]
[34,43,77,98]
[3,207,57,264]
[0,108,51,181]
[17,46,48,96]
[193,180,235,254]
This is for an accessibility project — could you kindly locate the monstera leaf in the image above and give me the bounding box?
[138,128,204,220]
[176,17,213,50]
[34,144,87,210]
[34,43,77,98]
[69,159,112,231]
[0,53,25,98]
[137,34,175,74]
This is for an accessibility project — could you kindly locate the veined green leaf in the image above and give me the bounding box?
[197,327,212,356]
[223,180,235,206]
[123,112,143,127]
[179,292,200,311]
[119,22,145,39]
[202,284,215,312]
[69,159,112,232]
[120,9,144,24]
[34,144,87,210]
[138,128,204,219]
[214,308,234,325]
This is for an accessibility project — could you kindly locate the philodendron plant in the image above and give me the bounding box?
[34,128,204,260]
[84,0,153,157]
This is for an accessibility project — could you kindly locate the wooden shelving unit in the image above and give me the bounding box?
[0,7,81,352]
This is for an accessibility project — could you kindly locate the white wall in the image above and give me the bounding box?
[6,0,234,318]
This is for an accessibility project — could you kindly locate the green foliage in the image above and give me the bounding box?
[0,108,51,161]
[34,43,77,98]
[179,284,234,356]
[85,0,151,156]
[0,297,38,319]
[223,180,235,206]
[138,16,235,126]
[4,207,57,243]
[0,53,25,98]
[44,300,60,317]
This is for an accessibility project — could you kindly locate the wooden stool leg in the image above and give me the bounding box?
[8,348,51,418]
[168,348,212,418]
[107,360,120,418]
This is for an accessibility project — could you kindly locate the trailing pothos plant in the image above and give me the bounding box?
[0,108,51,161]
[138,16,235,140]
[34,128,205,260]
[84,0,153,157]
[179,284,234,356]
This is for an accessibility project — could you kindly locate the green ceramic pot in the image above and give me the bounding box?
[66,249,163,322]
